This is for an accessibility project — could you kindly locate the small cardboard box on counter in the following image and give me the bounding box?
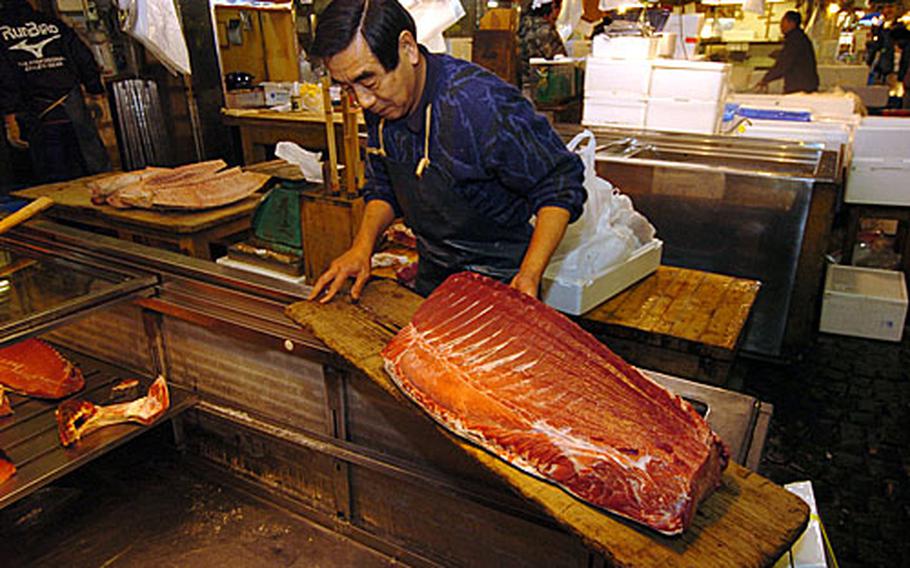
[819,264,908,342]
[541,240,662,316]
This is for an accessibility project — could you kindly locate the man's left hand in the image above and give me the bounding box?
[510,271,541,299]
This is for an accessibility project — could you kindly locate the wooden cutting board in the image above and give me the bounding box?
[286,280,808,567]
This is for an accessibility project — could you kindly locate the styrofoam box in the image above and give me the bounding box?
[853,117,910,160]
[819,264,908,342]
[542,240,663,316]
[729,93,856,120]
[592,35,658,60]
[844,158,910,206]
[583,97,648,128]
[585,58,652,98]
[646,98,723,134]
[736,119,853,151]
[772,481,828,568]
[649,60,730,102]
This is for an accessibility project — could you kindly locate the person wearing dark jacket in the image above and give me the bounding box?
[0,0,110,182]
[306,0,586,301]
[758,11,819,94]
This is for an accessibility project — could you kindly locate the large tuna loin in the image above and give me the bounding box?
[382,272,729,535]
[0,339,85,399]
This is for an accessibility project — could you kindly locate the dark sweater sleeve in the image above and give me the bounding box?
[0,51,22,115]
[762,37,795,84]
[63,25,104,94]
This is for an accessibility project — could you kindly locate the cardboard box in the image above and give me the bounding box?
[541,240,662,316]
[819,265,908,342]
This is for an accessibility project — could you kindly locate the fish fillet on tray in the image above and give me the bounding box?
[87,160,270,211]
[382,272,729,535]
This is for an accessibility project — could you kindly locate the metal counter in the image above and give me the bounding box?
[4,221,776,565]
[557,125,841,359]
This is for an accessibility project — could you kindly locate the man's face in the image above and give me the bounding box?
[326,32,421,121]
[780,16,796,34]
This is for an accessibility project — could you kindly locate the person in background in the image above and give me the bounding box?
[0,0,110,183]
[517,0,566,99]
[757,10,819,94]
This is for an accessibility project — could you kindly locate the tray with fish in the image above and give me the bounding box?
[0,346,195,509]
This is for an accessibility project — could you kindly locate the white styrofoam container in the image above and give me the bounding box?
[852,117,910,160]
[772,481,829,568]
[592,35,658,60]
[729,93,856,120]
[584,58,652,98]
[649,60,730,102]
[844,158,910,205]
[583,97,648,128]
[645,97,723,134]
[817,63,869,89]
[736,119,853,151]
[819,265,908,342]
[542,240,663,315]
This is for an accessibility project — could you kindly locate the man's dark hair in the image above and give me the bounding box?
[0,0,33,16]
[311,0,417,72]
[783,10,802,27]
[529,2,557,18]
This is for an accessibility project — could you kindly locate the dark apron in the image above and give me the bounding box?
[372,105,533,296]
[21,87,110,182]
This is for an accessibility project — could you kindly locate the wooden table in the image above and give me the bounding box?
[579,266,761,386]
[222,108,364,166]
[12,173,261,260]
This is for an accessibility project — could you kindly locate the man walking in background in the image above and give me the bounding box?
[757,11,819,94]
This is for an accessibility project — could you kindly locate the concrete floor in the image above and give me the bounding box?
[0,318,906,568]
[744,331,910,567]
[0,429,398,568]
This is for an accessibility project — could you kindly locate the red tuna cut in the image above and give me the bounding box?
[0,339,85,399]
[382,272,729,535]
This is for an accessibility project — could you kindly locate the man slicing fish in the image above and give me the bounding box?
[307,0,586,301]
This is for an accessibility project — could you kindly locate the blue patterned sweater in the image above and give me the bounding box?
[363,49,586,227]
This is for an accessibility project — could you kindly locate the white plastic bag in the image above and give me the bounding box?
[548,130,655,283]
[118,0,191,76]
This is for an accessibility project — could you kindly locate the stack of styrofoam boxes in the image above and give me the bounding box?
[845,117,910,206]
[583,37,656,129]
[728,93,859,154]
[583,38,730,134]
[646,60,731,134]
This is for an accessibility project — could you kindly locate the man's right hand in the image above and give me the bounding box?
[4,115,28,150]
[307,246,373,304]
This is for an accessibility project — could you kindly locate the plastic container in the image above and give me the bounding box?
[530,58,581,104]
[645,98,723,134]
[853,117,910,160]
[649,60,730,102]
[819,264,908,342]
[541,240,662,316]
[584,58,652,98]
[845,158,910,206]
[583,97,648,128]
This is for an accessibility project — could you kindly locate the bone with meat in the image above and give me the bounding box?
[382,272,729,535]
[56,375,170,447]
[0,339,84,399]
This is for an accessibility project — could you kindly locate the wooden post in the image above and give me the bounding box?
[341,93,360,199]
[321,76,340,196]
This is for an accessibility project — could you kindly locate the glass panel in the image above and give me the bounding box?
[0,247,129,328]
